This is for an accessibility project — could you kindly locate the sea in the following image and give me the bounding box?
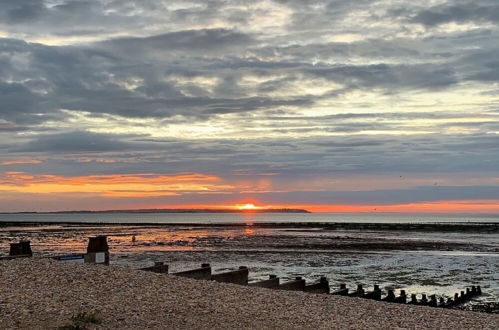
[1,212,498,224]
[1,212,498,312]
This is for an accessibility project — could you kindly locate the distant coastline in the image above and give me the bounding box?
[1,208,311,214]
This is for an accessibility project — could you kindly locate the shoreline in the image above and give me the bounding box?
[1,221,498,232]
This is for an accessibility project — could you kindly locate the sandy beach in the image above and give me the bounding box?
[1,258,498,329]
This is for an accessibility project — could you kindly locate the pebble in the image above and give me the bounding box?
[0,258,498,329]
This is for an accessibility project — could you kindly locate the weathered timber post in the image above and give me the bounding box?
[304,276,330,294]
[20,241,33,256]
[249,275,280,289]
[394,290,407,304]
[348,284,365,297]
[409,294,418,304]
[140,261,169,273]
[465,288,472,299]
[278,276,306,291]
[443,297,454,308]
[459,290,466,303]
[211,266,249,285]
[331,283,349,296]
[9,243,22,256]
[84,236,110,265]
[383,289,396,303]
[174,263,212,280]
[364,285,382,300]
[419,294,428,306]
[9,241,33,257]
[428,294,438,307]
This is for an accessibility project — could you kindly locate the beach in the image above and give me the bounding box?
[1,258,498,329]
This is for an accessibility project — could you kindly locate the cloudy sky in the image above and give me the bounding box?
[0,0,498,212]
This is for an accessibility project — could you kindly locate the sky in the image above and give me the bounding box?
[0,0,498,213]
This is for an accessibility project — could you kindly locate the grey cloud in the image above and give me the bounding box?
[0,81,60,124]
[15,131,139,153]
[0,0,47,23]
[409,1,499,27]
[103,29,254,53]
[18,132,499,176]
[0,1,497,197]
[307,63,458,90]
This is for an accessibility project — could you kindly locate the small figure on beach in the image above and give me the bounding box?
[132,235,136,244]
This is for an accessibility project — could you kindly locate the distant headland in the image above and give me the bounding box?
[5,208,311,214]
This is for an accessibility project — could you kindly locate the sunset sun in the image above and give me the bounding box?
[238,203,257,210]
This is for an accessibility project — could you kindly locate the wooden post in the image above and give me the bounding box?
[20,241,33,256]
[394,290,407,304]
[429,294,438,307]
[9,243,22,256]
[419,294,428,306]
[211,266,249,285]
[9,241,32,257]
[348,284,365,297]
[304,276,330,294]
[331,283,349,296]
[140,262,169,274]
[453,292,460,304]
[364,285,382,300]
[249,275,280,289]
[383,289,396,303]
[174,264,212,280]
[278,276,306,291]
[84,236,110,265]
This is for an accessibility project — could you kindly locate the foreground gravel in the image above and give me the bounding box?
[1,259,497,329]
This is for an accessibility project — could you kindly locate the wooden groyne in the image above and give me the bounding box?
[249,275,280,289]
[174,264,212,280]
[304,276,330,294]
[143,260,482,309]
[331,283,349,296]
[278,277,306,291]
[139,261,169,274]
[211,266,249,285]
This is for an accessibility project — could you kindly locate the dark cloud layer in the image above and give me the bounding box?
[409,1,499,27]
[0,1,498,210]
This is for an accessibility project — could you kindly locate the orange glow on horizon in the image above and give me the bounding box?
[273,201,499,213]
[0,171,497,214]
[0,171,232,197]
[151,200,499,214]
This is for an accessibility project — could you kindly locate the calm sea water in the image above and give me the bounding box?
[0,212,498,224]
